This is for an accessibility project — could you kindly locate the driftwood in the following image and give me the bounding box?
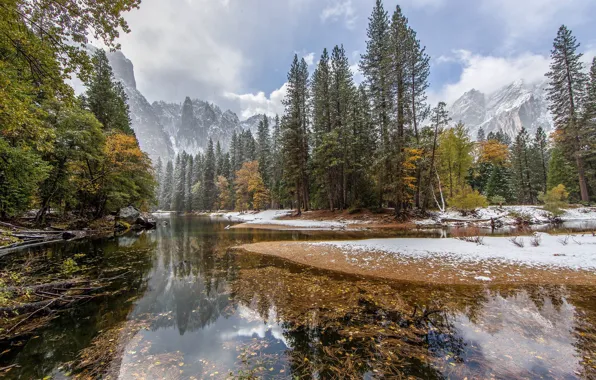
[2,279,89,295]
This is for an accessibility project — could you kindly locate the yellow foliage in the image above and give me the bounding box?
[235,161,270,211]
[478,140,509,165]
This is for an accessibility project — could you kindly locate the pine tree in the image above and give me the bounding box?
[83,50,134,135]
[202,139,217,211]
[160,160,174,210]
[311,48,335,209]
[257,115,271,189]
[533,127,550,194]
[547,146,579,198]
[192,153,204,210]
[361,0,391,207]
[510,128,539,204]
[583,58,596,188]
[546,25,589,201]
[281,55,310,213]
[215,141,224,178]
[186,154,194,212]
[404,26,430,208]
[155,157,164,207]
[477,127,486,142]
[486,164,513,203]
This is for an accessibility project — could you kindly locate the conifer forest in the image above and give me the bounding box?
[156,1,596,217]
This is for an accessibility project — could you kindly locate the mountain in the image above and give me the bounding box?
[106,51,174,162]
[449,80,553,140]
[108,50,274,161]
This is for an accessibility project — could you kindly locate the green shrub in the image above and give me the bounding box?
[539,184,569,217]
[61,258,81,276]
[449,190,489,215]
[489,195,506,206]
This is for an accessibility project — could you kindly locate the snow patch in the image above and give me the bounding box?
[312,233,596,270]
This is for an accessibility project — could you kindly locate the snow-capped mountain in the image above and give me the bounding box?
[108,50,274,161]
[449,80,553,140]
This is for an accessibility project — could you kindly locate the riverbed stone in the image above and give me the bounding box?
[118,206,141,223]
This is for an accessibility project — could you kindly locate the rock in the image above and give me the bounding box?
[135,216,148,226]
[62,231,76,240]
[134,216,157,229]
[119,206,141,223]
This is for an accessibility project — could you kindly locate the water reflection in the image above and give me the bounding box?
[0,216,595,379]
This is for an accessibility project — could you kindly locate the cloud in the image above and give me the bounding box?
[429,50,551,105]
[320,0,356,29]
[303,52,315,66]
[481,0,593,48]
[224,83,288,119]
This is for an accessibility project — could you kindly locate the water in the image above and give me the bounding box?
[1,216,595,379]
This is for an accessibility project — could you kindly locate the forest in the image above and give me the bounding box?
[156,0,596,216]
[0,0,154,223]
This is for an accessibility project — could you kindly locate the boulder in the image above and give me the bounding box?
[134,216,157,230]
[118,206,141,223]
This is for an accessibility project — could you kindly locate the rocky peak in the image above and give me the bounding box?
[449,80,553,141]
[107,51,136,89]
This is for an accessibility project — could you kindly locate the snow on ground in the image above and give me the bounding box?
[415,206,596,227]
[210,210,358,229]
[312,233,596,271]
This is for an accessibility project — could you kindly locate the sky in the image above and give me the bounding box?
[114,0,596,120]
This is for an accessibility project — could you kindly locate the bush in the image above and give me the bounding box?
[449,189,489,215]
[489,195,506,207]
[539,184,569,216]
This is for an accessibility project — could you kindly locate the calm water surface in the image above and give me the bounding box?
[1,216,595,379]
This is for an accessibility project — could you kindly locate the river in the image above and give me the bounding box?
[1,215,595,379]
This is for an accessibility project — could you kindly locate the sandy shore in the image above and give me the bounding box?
[233,239,596,285]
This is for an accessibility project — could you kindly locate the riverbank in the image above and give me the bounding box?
[0,207,157,253]
[234,233,596,285]
[211,206,596,231]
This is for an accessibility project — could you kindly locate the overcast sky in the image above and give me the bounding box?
[114,0,596,120]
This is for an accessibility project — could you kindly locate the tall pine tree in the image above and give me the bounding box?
[546,25,589,201]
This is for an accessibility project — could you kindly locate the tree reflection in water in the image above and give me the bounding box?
[1,216,595,379]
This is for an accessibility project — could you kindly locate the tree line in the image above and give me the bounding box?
[154,2,596,214]
[156,1,595,214]
[0,0,154,222]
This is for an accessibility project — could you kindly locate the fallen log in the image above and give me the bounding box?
[0,299,64,316]
[2,279,90,295]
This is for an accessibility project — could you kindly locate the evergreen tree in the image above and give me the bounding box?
[388,5,410,214]
[546,25,589,201]
[160,160,174,210]
[186,154,194,212]
[486,165,513,203]
[311,48,335,209]
[361,0,391,207]
[83,50,134,135]
[510,128,539,204]
[155,157,164,207]
[257,115,272,189]
[215,141,224,178]
[583,58,596,189]
[171,153,187,212]
[281,55,310,213]
[405,26,430,208]
[222,153,231,181]
[202,139,217,211]
[192,154,204,210]
[533,127,550,194]
[547,146,580,198]
[477,127,486,142]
